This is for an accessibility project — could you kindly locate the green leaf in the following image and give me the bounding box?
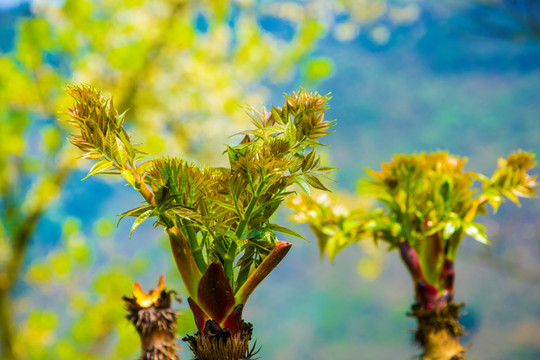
[226,145,239,167]
[82,159,113,180]
[294,178,311,196]
[464,222,490,245]
[136,160,153,175]
[121,169,137,188]
[116,137,129,166]
[129,209,154,239]
[289,154,303,173]
[105,128,116,159]
[271,106,284,125]
[80,151,104,160]
[316,166,336,172]
[118,204,154,220]
[117,129,135,158]
[207,196,238,214]
[501,188,521,206]
[304,174,330,191]
[443,219,461,240]
[115,110,128,127]
[302,150,316,172]
[164,206,203,225]
[285,120,297,147]
[440,180,451,208]
[267,223,308,241]
[325,234,344,262]
[481,188,503,213]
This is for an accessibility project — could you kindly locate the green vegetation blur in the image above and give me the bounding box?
[1,0,539,359]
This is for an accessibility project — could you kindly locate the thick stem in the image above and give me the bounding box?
[409,302,467,360]
[167,228,202,300]
[223,241,238,291]
[182,222,207,274]
[0,290,15,360]
[235,180,267,239]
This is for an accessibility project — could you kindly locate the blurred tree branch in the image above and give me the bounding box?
[0,148,72,359]
[118,0,185,113]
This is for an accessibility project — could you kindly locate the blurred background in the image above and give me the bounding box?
[0,0,539,359]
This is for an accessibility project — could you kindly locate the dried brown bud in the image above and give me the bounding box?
[123,276,181,360]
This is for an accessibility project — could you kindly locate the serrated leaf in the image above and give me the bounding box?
[285,120,297,147]
[129,209,154,239]
[136,160,153,175]
[105,128,115,160]
[116,137,129,166]
[115,109,128,127]
[80,151,105,160]
[271,106,284,125]
[226,145,239,167]
[316,166,336,172]
[289,155,303,173]
[302,149,315,172]
[118,129,136,158]
[165,206,204,224]
[82,159,113,180]
[304,174,330,191]
[300,138,325,148]
[294,178,311,196]
[118,204,155,223]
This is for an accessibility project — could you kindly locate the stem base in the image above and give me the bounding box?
[183,319,259,360]
[409,302,467,360]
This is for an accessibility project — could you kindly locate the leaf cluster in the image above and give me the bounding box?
[287,192,375,262]
[290,150,538,267]
[360,152,476,251]
[64,85,143,181]
[360,151,537,260]
[358,150,538,302]
[480,150,537,211]
[65,85,335,294]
